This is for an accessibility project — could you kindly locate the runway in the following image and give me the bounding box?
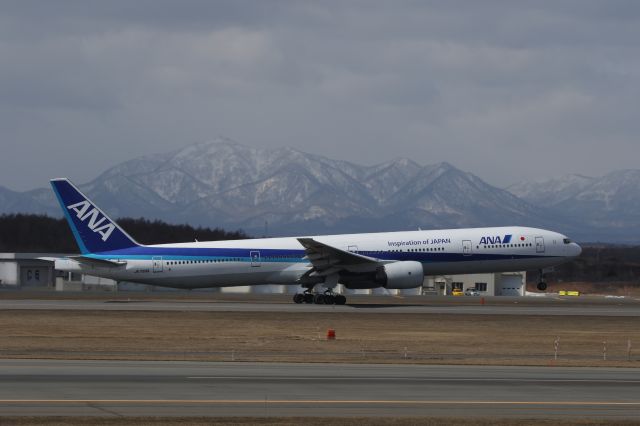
[0,359,639,418]
[1,298,640,316]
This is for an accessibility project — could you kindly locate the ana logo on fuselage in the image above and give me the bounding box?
[66,201,115,242]
[479,234,512,245]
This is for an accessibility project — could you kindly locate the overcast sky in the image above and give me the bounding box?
[1,0,639,191]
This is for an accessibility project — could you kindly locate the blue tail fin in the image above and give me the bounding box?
[50,178,140,254]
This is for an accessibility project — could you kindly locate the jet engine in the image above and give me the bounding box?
[375,261,424,289]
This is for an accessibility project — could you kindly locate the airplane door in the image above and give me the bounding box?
[250,250,261,267]
[152,256,163,273]
[462,240,472,256]
[535,236,545,253]
[347,245,358,253]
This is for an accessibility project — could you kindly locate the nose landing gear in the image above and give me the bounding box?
[536,269,547,291]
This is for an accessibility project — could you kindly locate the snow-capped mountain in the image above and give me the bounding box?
[550,171,640,229]
[0,186,52,215]
[1,139,638,241]
[507,174,595,206]
[505,170,640,241]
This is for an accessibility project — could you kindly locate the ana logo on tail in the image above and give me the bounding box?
[67,201,115,242]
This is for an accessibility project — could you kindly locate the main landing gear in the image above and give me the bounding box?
[293,289,346,305]
[537,269,548,291]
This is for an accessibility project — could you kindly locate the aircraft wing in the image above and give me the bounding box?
[297,237,380,276]
[68,256,127,268]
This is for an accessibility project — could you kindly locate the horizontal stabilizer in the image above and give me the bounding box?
[69,256,127,268]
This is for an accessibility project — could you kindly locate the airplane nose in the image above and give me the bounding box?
[573,243,582,257]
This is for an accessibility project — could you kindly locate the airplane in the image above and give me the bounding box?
[50,178,582,304]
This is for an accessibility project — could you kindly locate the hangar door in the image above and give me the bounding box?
[20,267,49,287]
[497,275,524,296]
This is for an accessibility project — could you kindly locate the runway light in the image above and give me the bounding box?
[327,329,336,340]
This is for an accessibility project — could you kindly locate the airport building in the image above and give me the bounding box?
[422,273,525,296]
[0,252,526,296]
[0,253,58,287]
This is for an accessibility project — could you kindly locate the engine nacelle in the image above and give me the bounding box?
[375,261,424,289]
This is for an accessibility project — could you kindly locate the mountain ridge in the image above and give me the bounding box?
[1,139,638,242]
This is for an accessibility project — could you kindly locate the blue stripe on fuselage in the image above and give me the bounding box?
[85,246,554,263]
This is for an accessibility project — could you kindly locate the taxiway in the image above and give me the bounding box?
[0,359,638,418]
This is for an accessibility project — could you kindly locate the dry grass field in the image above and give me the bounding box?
[1,309,639,366]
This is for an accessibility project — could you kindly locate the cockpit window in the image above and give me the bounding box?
[563,238,571,244]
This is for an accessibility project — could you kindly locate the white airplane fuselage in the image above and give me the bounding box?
[56,226,581,290]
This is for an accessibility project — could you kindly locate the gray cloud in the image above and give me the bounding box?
[0,0,639,190]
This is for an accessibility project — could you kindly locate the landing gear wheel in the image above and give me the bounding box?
[313,294,326,304]
[536,269,548,292]
[293,294,304,304]
[323,294,336,305]
[304,293,314,304]
[335,294,347,305]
